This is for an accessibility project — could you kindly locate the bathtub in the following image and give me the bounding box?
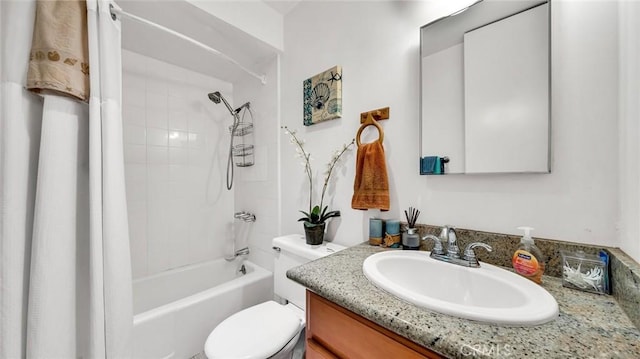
[132,259,273,359]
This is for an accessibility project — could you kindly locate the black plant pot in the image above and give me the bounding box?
[303,222,326,245]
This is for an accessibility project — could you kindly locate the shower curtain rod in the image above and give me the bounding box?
[109,5,267,85]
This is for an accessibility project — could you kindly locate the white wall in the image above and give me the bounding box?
[280,1,626,256]
[122,50,235,279]
[187,0,284,52]
[618,1,640,261]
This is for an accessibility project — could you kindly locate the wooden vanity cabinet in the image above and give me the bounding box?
[305,291,443,359]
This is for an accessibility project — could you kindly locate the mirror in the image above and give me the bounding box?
[420,0,550,175]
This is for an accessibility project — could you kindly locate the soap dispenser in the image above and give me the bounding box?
[512,227,545,284]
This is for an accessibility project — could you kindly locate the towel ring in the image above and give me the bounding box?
[356,113,384,146]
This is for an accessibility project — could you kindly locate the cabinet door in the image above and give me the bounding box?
[306,338,338,359]
[306,291,442,359]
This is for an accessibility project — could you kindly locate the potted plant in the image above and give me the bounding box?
[282,126,354,245]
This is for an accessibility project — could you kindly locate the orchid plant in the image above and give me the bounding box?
[282,126,354,225]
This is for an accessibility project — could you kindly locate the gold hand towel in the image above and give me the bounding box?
[26,0,89,102]
[351,141,390,211]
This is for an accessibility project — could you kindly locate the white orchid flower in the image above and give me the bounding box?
[282,126,354,220]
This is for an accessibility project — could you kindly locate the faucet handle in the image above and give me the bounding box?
[422,235,444,255]
[438,226,450,241]
[463,242,493,263]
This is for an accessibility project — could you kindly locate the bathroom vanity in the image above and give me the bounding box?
[306,291,441,358]
[288,244,640,358]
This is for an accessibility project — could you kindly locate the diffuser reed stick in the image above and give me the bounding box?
[405,207,420,228]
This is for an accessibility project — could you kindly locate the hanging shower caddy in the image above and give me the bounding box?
[230,106,255,167]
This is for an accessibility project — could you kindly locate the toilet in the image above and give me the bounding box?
[204,234,346,359]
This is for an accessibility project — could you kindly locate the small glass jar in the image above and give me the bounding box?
[561,250,608,294]
[402,228,420,250]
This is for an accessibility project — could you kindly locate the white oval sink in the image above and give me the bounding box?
[362,251,558,326]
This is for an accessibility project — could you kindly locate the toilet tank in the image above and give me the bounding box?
[272,234,346,311]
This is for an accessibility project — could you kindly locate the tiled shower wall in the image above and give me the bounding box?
[122,50,235,279]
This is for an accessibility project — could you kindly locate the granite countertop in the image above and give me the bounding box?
[287,244,640,359]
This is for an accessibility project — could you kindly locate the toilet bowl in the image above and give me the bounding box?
[204,301,304,359]
[203,234,345,359]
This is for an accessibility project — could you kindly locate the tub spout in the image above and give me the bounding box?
[234,211,256,222]
[225,246,250,261]
[235,247,250,256]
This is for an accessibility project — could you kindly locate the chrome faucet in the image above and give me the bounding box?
[225,246,250,261]
[422,225,492,268]
[234,247,250,256]
[441,226,460,259]
[234,211,256,222]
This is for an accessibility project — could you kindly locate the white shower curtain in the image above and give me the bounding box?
[0,0,132,357]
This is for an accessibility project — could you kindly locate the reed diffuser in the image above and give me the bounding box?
[404,207,420,228]
[403,207,421,250]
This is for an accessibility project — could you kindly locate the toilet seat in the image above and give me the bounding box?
[204,301,303,359]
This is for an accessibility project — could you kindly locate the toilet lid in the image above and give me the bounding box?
[205,301,303,359]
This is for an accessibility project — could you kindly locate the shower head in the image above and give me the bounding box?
[208,91,236,116]
[208,91,221,104]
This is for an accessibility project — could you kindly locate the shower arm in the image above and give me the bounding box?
[217,95,237,118]
[210,93,249,119]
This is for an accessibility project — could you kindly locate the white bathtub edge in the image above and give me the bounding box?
[133,260,272,325]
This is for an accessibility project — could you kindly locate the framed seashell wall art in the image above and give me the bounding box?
[303,65,342,126]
